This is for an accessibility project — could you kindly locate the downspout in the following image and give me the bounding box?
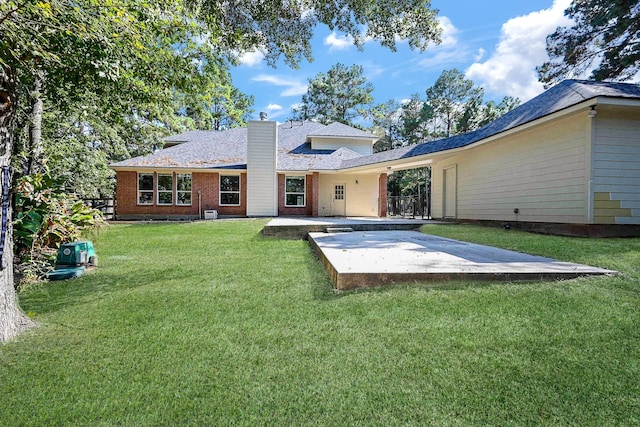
[198,190,202,219]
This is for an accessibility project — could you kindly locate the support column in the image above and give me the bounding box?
[378,173,388,217]
[312,172,320,217]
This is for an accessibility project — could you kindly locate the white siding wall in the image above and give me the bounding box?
[247,121,278,216]
[592,106,640,224]
[318,174,379,216]
[311,138,373,155]
[431,112,590,223]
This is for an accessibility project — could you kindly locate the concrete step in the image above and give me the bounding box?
[325,227,354,233]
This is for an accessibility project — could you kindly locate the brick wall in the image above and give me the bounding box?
[378,173,388,217]
[115,171,247,219]
[277,173,314,216]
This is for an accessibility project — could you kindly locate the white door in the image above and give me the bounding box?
[443,166,457,218]
[333,183,346,216]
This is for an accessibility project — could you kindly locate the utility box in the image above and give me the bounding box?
[55,241,97,267]
[204,210,218,220]
[47,240,97,281]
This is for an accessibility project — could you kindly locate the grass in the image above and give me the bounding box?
[1,220,639,426]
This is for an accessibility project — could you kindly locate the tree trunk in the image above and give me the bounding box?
[0,65,36,343]
[26,69,45,175]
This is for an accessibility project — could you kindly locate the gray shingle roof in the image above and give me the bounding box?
[307,122,378,139]
[110,121,374,171]
[341,80,640,169]
[111,127,248,169]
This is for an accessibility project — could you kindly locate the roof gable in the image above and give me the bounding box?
[307,122,378,140]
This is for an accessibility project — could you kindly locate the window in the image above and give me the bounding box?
[285,176,306,207]
[220,175,240,205]
[138,173,154,205]
[176,174,192,206]
[157,174,173,205]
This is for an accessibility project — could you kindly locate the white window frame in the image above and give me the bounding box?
[219,174,241,206]
[157,173,174,205]
[285,175,306,207]
[176,173,192,206]
[137,173,154,205]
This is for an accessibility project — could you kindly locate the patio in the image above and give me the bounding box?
[308,230,617,290]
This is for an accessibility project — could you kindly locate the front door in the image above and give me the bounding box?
[333,183,346,216]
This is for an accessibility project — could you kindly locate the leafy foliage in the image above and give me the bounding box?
[426,69,484,137]
[293,63,375,125]
[538,0,640,85]
[14,172,106,287]
[193,0,442,67]
[3,0,255,198]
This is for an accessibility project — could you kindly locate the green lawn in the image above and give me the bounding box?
[2,220,639,426]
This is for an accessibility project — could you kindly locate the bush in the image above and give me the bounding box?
[13,172,106,287]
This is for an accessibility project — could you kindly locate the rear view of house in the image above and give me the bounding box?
[112,80,640,236]
[110,120,387,220]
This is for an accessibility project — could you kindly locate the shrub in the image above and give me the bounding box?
[13,172,106,287]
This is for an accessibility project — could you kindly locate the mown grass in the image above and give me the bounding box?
[1,220,639,426]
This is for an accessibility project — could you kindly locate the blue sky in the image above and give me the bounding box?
[230,0,574,121]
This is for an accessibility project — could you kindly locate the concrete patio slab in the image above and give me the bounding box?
[263,216,441,239]
[308,230,617,290]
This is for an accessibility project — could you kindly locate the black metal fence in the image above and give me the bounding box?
[387,194,430,219]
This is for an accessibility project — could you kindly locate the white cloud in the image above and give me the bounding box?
[324,32,354,52]
[438,16,459,48]
[418,49,470,69]
[237,50,265,67]
[266,103,282,111]
[251,74,308,97]
[474,48,486,62]
[417,16,468,69]
[465,0,573,101]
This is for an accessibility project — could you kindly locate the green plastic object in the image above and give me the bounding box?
[46,267,86,281]
[47,241,97,281]
[54,241,97,267]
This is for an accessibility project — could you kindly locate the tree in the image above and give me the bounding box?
[369,100,402,152]
[193,0,442,67]
[479,96,521,127]
[457,95,520,133]
[294,63,375,125]
[538,0,640,86]
[1,65,37,342]
[399,93,435,146]
[426,69,483,137]
[1,0,225,341]
[1,0,443,342]
[177,82,254,131]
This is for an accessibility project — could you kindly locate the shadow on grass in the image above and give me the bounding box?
[19,264,190,316]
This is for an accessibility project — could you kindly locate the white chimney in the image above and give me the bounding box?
[246,120,278,216]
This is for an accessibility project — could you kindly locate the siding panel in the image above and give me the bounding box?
[432,112,588,223]
[247,121,278,216]
[592,107,640,224]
